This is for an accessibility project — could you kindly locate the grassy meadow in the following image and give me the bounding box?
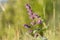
[0,0,60,40]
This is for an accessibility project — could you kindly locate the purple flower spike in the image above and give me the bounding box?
[26,4,33,15]
[24,24,31,28]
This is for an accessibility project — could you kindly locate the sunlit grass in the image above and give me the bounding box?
[0,0,60,40]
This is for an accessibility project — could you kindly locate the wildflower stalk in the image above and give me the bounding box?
[24,4,47,40]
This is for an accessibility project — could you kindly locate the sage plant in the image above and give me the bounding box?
[24,4,47,40]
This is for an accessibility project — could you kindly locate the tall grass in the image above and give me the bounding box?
[0,0,60,40]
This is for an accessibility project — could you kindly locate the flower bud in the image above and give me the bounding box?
[24,24,31,28]
[33,13,40,18]
[25,4,31,9]
[37,19,42,24]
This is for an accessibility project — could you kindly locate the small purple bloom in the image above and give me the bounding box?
[24,24,31,28]
[28,10,33,15]
[29,15,35,19]
[25,4,34,17]
[37,19,42,24]
[25,4,31,10]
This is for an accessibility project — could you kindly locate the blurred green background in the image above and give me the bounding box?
[0,0,60,40]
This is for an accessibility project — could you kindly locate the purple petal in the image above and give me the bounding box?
[25,4,31,9]
[29,15,35,19]
[25,4,33,16]
[28,10,33,15]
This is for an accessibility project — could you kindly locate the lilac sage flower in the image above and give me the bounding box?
[25,4,34,19]
[25,4,41,20]
[24,4,46,38]
[25,4,33,15]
